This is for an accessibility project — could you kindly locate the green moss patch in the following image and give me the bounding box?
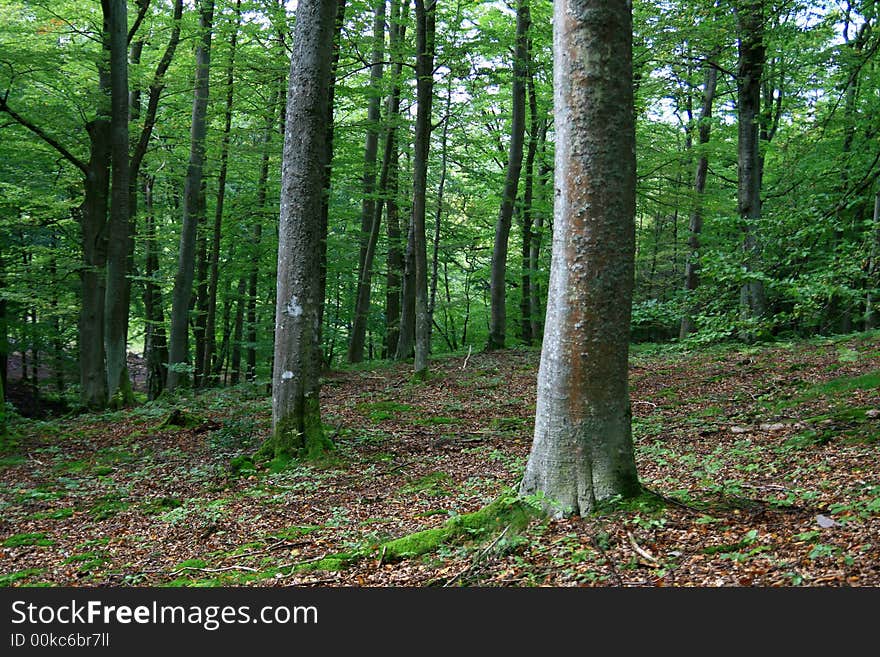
[3,532,55,548]
[0,569,46,586]
[295,494,540,573]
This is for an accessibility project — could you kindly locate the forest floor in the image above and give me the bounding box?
[1,332,879,587]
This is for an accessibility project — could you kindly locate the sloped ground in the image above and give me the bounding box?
[1,333,878,587]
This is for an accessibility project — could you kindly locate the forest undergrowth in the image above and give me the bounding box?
[1,332,878,587]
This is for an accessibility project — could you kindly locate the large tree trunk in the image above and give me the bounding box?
[204,0,242,385]
[411,0,436,378]
[680,57,719,339]
[79,119,112,409]
[348,0,386,363]
[519,0,640,517]
[260,0,337,461]
[487,0,530,351]
[736,0,767,326]
[167,0,214,391]
[104,0,134,406]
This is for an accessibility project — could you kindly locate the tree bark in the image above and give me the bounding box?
[680,56,719,339]
[317,0,348,343]
[866,191,880,329]
[384,0,408,359]
[104,0,134,405]
[519,37,538,346]
[348,0,387,363]
[204,0,242,385]
[79,119,112,409]
[245,88,282,382]
[167,0,214,391]
[519,0,640,517]
[411,0,436,378]
[230,276,247,385]
[141,175,168,400]
[428,73,452,343]
[488,0,530,351]
[736,0,767,327]
[529,123,550,342]
[261,0,338,460]
[395,219,416,359]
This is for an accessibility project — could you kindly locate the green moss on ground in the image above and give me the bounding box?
[295,493,540,573]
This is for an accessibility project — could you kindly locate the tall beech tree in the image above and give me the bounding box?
[348,0,387,364]
[259,0,338,460]
[103,0,132,405]
[487,0,529,350]
[680,52,719,339]
[203,0,243,386]
[167,0,214,392]
[520,0,640,516]
[411,0,436,378]
[735,0,767,325]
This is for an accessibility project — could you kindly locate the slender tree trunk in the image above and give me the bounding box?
[103,0,133,405]
[866,191,880,329]
[246,90,281,382]
[0,248,6,396]
[488,0,529,350]
[194,181,209,385]
[204,0,242,385]
[520,0,640,517]
[529,123,550,341]
[736,0,767,327]
[348,0,387,363]
[395,220,416,359]
[230,277,246,385]
[213,276,233,380]
[428,72,452,340]
[49,252,64,393]
[519,39,538,346]
[260,0,337,460]
[411,0,436,378]
[167,0,214,391]
[129,0,183,392]
[317,0,348,340]
[680,58,718,339]
[384,0,408,359]
[142,176,168,400]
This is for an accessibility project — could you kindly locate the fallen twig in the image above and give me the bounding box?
[461,345,473,370]
[221,538,314,562]
[167,564,259,577]
[626,531,660,567]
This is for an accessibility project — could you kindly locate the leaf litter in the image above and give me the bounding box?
[1,334,878,587]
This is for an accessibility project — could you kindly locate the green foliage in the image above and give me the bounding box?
[0,568,46,586]
[3,532,54,547]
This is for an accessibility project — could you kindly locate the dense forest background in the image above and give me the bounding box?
[0,0,878,413]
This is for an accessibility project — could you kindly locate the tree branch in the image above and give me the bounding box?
[128,0,152,45]
[0,95,87,175]
[130,0,184,178]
